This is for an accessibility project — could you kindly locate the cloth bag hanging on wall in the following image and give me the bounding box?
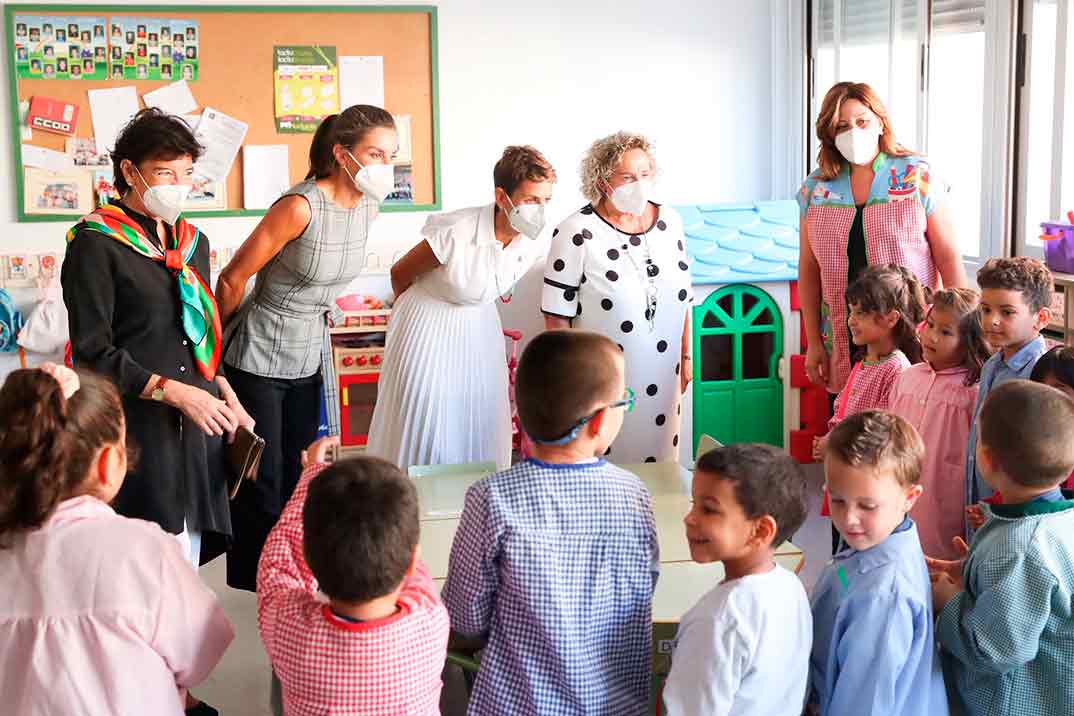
[0,289,24,353]
[17,277,68,356]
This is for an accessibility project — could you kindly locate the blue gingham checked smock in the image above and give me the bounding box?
[442,458,660,715]
[937,495,1074,715]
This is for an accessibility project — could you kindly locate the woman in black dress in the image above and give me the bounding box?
[62,109,252,715]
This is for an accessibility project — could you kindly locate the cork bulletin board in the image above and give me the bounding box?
[4,4,441,222]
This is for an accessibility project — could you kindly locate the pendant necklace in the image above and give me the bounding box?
[621,233,658,332]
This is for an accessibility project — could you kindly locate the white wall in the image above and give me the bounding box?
[0,0,793,375]
[0,0,782,257]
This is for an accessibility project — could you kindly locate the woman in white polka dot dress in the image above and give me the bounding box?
[542,132,693,463]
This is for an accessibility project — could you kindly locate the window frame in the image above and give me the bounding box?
[805,0,1017,273]
[1013,0,1072,262]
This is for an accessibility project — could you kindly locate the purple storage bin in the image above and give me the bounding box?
[1041,222,1074,274]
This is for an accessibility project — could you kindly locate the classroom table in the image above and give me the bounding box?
[416,461,803,578]
[413,461,807,714]
[416,460,695,569]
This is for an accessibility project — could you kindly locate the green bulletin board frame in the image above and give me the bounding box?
[4,3,442,222]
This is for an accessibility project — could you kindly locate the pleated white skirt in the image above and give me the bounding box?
[367,283,512,471]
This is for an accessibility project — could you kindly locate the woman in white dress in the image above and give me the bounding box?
[368,146,556,470]
[542,132,693,463]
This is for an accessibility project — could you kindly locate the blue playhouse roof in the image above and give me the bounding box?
[673,200,800,284]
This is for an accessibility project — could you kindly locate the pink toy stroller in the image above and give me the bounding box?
[504,328,532,461]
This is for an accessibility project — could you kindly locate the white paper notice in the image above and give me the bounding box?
[143,80,199,116]
[193,107,248,182]
[393,114,412,165]
[22,144,74,173]
[243,145,291,209]
[181,114,202,131]
[88,86,140,155]
[339,56,384,110]
[18,101,32,140]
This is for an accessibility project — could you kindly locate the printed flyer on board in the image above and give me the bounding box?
[274,45,339,133]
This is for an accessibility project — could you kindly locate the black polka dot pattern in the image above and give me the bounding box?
[649,264,660,277]
[645,456,656,463]
[657,220,667,231]
[607,249,620,260]
[621,321,633,333]
[630,235,641,247]
[677,240,683,251]
[657,340,668,353]
[646,384,658,396]
[655,414,666,426]
[553,259,565,272]
[572,234,584,246]
[553,228,559,237]
[678,289,688,301]
[564,289,576,301]
[581,205,594,215]
[581,229,593,240]
[675,363,680,375]
[601,298,614,310]
[606,270,619,281]
[678,261,689,271]
[673,434,679,447]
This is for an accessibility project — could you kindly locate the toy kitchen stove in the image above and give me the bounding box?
[330,308,390,448]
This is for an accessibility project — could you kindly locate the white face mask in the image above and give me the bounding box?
[835,126,881,166]
[345,151,395,203]
[133,166,190,225]
[504,195,546,240]
[609,178,653,215]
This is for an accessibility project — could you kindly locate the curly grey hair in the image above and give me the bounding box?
[579,131,656,204]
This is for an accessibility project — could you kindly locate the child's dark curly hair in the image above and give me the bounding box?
[845,264,928,363]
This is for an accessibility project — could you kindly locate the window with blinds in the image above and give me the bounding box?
[810,0,1002,264]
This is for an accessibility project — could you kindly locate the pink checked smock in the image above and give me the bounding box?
[798,152,941,393]
[0,496,235,716]
[889,363,978,559]
[258,463,450,716]
[821,351,911,516]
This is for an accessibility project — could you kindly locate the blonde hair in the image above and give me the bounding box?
[814,82,915,180]
[579,131,655,204]
[826,410,924,488]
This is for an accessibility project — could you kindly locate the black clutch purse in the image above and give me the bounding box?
[226,426,265,499]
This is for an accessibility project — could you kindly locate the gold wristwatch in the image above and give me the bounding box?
[151,376,169,402]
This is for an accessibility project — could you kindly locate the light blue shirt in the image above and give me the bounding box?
[809,518,948,716]
[965,335,1048,509]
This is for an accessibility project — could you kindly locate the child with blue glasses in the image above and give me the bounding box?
[442,329,658,715]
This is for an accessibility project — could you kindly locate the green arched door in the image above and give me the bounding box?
[692,284,784,451]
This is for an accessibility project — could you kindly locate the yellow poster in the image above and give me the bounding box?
[274,45,339,133]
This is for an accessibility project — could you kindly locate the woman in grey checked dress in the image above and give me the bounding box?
[215,105,398,591]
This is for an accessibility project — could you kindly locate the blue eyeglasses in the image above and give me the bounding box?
[532,388,636,446]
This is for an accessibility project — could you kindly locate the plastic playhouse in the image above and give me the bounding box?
[675,200,830,464]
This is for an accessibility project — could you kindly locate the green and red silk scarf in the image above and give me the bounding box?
[66,203,222,380]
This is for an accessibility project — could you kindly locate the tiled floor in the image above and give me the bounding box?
[195,463,833,716]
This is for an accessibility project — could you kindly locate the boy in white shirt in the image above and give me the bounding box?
[663,443,812,715]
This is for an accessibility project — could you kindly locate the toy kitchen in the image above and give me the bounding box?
[329,295,390,452]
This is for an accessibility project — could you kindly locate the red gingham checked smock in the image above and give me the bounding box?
[798,152,940,393]
[821,350,911,515]
[257,463,450,716]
